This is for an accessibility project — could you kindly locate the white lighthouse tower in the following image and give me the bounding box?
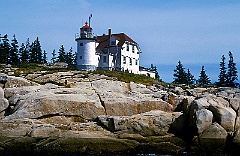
[75,19,98,71]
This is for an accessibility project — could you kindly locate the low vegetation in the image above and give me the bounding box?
[92,70,166,87]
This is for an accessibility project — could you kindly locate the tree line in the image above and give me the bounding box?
[173,51,238,87]
[0,34,76,65]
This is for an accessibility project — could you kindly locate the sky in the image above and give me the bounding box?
[1,0,240,82]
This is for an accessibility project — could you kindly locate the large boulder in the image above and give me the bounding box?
[92,79,173,116]
[5,76,39,88]
[208,105,236,132]
[196,109,213,134]
[4,83,106,120]
[0,87,4,98]
[192,95,229,110]
[0,98,9,116]
[98,110,182,136]
[199,122,228,151]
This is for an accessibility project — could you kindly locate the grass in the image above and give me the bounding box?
[3,63,167,87]
[92,70,166,87]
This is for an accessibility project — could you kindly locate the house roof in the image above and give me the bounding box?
[96,33,137,50]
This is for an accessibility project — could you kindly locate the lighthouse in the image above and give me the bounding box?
[75,19,99,71]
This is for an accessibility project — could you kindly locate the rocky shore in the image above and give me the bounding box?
[0,71,240,155]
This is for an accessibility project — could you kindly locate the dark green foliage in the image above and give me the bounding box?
[65,47,74,65]
[217,55,227,87]
[57,45,66,62]
[51,49,57,63]
[0,34,10,64]
[186,68,195,85]
[9,35,20,64]
[149,64,160,79]
[197,66,211,87]
[226,51,238,87]
[29,37,42,63]
[173,61,187,84]
[42,50,47,63]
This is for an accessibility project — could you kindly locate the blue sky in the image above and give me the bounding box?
[1,0,240,82]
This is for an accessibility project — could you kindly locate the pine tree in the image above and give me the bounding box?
[42,50,47,63]
[19,42,30,63]
[226,51,238,87]
[35,37,42,63]
[0,34,10,64]
[29,37,42,63]
[51,49,57,63]
[72,51,77,65]
[9,34,19,64]
[65,47,73,65]
[29,41,36,63]
[149,64,160,79]
[186,68,195,85]
[218,55,227,86]
[197,66,211,87]
[173,61,187,84]
[57,45,66,62]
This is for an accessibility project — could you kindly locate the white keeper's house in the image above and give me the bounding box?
[75,20,156,78]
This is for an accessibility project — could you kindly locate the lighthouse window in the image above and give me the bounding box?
[80,43,83,46]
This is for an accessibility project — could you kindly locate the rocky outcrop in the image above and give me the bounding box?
[98,110,182,136]
[1,72,240,155]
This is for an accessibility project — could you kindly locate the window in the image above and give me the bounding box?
[111,41,115,45]
[126,43,129,51]
[123,56,126,64]
[103,56,107,63]
[129,58,132,65]
[132,45,135,53]
[80,43,83,46]
[80,56,82,59]
[135,59,138,65]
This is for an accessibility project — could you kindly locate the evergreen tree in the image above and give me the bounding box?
[9,34,19,64]
[173,61,187,84]
[0,34,10,64]
[218,55,227,86]
[149,64,160,79]
[29,37,42,63]
[57,45,66,62]
[72,51,77,65]
[35,37,42,63]
[186,68,195,85]
[65,47,73,65]
[51,49,57,63]
[197,66,211,87]
[226,51,238,87]
[19,42,30,63]
[29,41,36,63]
[42,50,47,63]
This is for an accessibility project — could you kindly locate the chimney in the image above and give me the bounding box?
[108,28,112,39]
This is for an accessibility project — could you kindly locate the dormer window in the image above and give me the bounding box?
[111,41,115,45]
